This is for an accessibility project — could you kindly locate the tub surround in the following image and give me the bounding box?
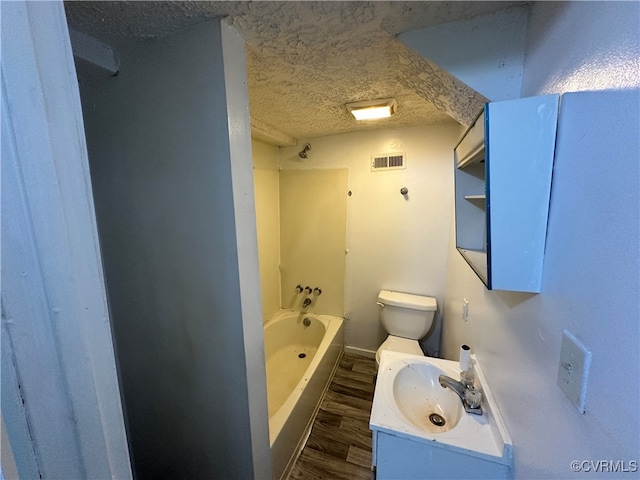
[279,169,348,318]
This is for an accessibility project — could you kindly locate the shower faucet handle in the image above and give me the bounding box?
[304,286,313,294]
[295,285,304,293]
[313,287,322,296]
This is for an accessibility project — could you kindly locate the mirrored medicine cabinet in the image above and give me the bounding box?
[454,94,559,293]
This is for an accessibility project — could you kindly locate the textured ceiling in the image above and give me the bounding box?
[65,1,524,145]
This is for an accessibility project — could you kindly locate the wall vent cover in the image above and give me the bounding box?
[371,152,406,171]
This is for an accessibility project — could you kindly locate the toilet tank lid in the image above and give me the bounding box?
[378,290,437,311]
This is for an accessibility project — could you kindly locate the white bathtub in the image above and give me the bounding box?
[264,310,344,479]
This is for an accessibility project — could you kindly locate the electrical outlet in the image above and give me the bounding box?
[557,330,592,414]
[462,298,469,323]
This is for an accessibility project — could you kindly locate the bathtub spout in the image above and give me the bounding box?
[302,298,312,308]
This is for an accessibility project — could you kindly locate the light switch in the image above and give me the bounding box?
[557,330,591,414]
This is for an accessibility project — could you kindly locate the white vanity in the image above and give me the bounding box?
[370,351,513,479]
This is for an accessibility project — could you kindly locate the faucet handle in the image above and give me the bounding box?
[295,285,304,293]
[464,389,482,409]
[460,371,475,388]
[304,286,312,294]
[313,287,322,296]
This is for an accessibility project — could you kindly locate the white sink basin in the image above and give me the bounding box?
[392,360,463,433]
[370,351,513,466]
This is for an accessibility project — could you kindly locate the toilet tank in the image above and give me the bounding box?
[377,290,437,340]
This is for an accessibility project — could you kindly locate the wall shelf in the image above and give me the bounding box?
[454,95,559,293]
[464,195,486,212]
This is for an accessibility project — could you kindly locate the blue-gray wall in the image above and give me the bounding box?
[79,20,270,479]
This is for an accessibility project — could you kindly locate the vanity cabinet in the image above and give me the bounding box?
[454,95,559,293]
[372,430,511,480]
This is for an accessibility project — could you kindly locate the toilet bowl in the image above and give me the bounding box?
[375,290,437,366]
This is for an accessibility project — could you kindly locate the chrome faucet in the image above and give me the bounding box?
[302,297,312,308]
[439,372,483,415]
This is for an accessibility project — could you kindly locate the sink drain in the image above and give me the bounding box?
[429,413,446,427]
[298,353,307,359]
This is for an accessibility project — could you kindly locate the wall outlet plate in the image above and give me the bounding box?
[557,330,592,414]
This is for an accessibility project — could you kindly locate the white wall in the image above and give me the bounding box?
[79,20,270,479]
[280,124,460,356]
[521,1,640,96]
[438,2,639,478]
[399,6,529,102]
[1,2,131,478]
[253,139,282,320]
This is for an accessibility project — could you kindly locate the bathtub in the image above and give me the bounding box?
[264,310,344,479]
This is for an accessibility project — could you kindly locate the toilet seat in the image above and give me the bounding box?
[375,335,424,365]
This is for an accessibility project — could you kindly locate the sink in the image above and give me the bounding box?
[370,351,513,467]
[392,361,463,433]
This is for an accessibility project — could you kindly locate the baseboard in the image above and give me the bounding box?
[344,345,376,359]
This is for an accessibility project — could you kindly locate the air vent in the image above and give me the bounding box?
[371,152,406,171]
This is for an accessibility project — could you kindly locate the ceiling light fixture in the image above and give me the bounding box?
[346,98,398,121]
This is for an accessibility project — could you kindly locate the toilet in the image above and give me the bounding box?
[375,289,437,365]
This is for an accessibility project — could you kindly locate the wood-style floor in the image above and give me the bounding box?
[288,353,377,480]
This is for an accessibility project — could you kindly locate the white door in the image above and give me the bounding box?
[1,1,131,478]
